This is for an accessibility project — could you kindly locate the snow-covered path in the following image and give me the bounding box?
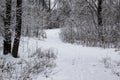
[20,29,119,80]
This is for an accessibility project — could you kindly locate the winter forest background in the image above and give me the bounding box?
[0,0,120,80]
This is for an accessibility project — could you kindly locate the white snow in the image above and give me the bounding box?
[22,29,119,80]
[1,29,120,80]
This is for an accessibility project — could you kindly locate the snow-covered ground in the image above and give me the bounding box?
[1,29,120,80]
[21,29,120,80]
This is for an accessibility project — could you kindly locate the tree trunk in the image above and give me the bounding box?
[3,0,12,55]
[49,0,51,11]
[98,0,104,42]
[12,0,22,58]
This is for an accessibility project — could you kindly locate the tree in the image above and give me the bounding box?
[12,0,22,58]
[49,0,51,11]
[3,0,12,55]
[97,0,104,43]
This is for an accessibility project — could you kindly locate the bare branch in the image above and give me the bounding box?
[85,0,98,16]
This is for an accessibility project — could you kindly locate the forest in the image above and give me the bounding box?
[0,0,120,80]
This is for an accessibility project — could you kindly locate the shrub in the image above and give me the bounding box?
[0,48,57,80]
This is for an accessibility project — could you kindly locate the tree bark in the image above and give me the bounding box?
[98,0,104,42]
[3,0,12,55]
[12,0,22,58]
[49,0,51,11]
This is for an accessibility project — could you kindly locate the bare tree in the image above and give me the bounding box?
[49,0,51,11]
[12,0,22,58]
[3,0,12,55]
[97,0,104,43]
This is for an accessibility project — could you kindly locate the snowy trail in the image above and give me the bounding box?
[20,29,119,80]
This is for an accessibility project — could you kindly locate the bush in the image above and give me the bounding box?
[60,25,120,48]
[0,48,57,80]
[102,57,120,77]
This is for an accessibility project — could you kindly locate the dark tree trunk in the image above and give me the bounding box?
[12,0,22,58]
[98,0,104,42]
[49,0,51,11]
[42,0,45,7]
[40,0,49,10]
[3,0,12,55]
